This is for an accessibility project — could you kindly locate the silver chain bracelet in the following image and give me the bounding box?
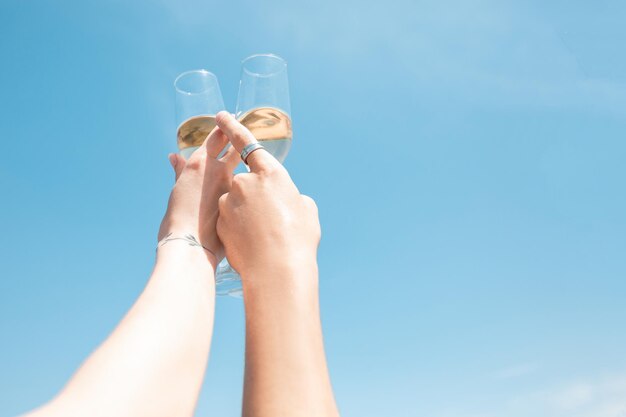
[157,232,216,258]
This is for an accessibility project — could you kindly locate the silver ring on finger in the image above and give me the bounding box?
[240,142,265,165]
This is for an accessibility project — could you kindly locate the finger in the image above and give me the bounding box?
[168,153,185,181]
[215,111,279,173]
[174,154,186,180]
[220,144,241,171]
[204,126,230,159]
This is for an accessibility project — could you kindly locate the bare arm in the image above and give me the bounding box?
[241,263,338,417]
[215,112,340,417]
[22,127,240,417]
[25,244,216,417]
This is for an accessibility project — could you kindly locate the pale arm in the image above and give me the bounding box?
[21,125,240,417]
[24,244,217,417]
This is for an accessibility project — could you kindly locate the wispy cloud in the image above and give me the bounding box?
[551,382,595,411]
[442,372,626,417]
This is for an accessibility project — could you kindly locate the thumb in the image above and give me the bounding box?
[168,153,186,181]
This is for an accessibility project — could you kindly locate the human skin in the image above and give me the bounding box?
[21,128,240,417]
[215,111,341,417]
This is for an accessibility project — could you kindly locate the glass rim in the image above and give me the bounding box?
[241,53,287,77]
[174,69,219,95]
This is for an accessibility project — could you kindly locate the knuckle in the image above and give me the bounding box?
[265,163,279,175]
[185,154,204,171]
[231,174,248,189]
[301,195,319,212]
[314,221,322,241]
[259,161,281,177]
[218,192,229,208]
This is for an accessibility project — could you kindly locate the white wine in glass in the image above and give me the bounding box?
[177,115,218,159]
[239,106,292,162]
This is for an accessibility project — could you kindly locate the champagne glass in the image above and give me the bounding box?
[237,54,292,163]
[174,70,225,159]
[214,54,293,297]
[174,69,237,296]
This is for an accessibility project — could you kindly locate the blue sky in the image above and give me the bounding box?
[1,0,626,416]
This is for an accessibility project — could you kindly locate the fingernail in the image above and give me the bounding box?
[216,111,231,123]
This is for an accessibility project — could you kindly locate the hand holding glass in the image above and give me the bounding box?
[214,54,293,297]
[174,55,292,297]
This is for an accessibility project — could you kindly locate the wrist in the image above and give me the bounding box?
[241,257,319,298]
[156,235,219,272]
[241,262,320,328]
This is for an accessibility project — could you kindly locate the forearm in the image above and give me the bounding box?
[242,262,339,417]
[28,243,216,417]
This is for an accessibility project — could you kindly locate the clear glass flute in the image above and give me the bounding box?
[174,70,225,159]
[214,54,293,297]
[174,69,238,296]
